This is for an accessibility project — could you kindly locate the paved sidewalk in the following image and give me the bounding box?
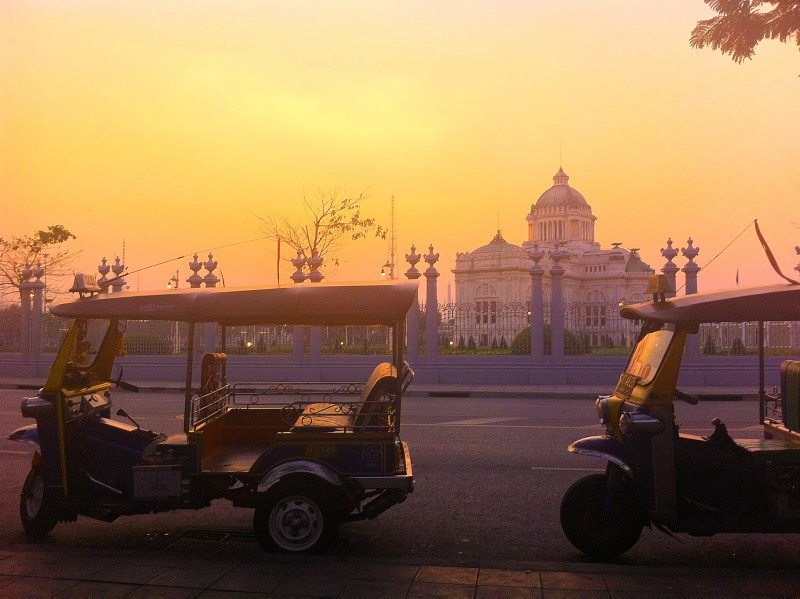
[0,376,759,400]
[1,541,799,598]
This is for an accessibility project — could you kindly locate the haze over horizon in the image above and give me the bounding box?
[3,1,799,297]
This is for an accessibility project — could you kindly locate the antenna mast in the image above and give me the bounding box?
[389,195,396,279]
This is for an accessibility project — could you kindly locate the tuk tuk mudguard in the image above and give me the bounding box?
[8,424,40,452]
[568,436,634,475]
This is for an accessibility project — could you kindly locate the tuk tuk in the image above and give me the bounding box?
[8,275,416,553]
[560,275,800,559]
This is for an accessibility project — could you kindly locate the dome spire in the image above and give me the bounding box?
[553,167,569,186]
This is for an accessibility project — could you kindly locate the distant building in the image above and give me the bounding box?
[451,167,654,348]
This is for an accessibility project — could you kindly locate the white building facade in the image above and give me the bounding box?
[451,168,655,349]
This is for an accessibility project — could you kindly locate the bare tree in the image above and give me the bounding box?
[690,0,800,63]
[0,225,79,304]
[257,190,386,278]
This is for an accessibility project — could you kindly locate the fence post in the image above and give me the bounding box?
[528,244,545,361]
[549,246,567,358]
[405,245,422,363]
[660,238,679,298]
[291,250,307,359]
[682,238,701,359]
[424,245,440,359]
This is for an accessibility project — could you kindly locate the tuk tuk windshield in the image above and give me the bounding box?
[624,328,673,386]
[69,319,112,368]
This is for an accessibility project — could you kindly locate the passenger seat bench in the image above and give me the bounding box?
[290,362,398,433]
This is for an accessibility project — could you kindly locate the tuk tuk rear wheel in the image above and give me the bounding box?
[20,466,58,537]
[253,479,340,554]
[560,473,643,560]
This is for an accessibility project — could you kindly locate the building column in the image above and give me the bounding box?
[405,245,422,363]
[423,245,439,359]
[528,244,545,362]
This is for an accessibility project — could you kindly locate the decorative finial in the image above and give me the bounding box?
[291,249,307,283]
[405,245,421,279]
[307,249,324,283]
[188,253,203,288]
[681,237,700,264]
[661,238,679,265]
[203,253,220,288]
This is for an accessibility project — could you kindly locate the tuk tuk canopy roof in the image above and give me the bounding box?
[50,281,419,327]
[620,283,800,324]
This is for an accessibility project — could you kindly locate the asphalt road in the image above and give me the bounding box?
[2,388,799,570]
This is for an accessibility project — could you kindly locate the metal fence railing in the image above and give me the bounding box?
[4,305,798,358]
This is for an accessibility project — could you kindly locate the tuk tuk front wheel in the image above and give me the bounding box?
[20,466,59,537]
[560,473,643,560]
[253,479,340,554]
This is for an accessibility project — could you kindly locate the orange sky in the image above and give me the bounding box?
[2,1,799,298]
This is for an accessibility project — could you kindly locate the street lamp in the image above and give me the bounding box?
[167,270,179,289]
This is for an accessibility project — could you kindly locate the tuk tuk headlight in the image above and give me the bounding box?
[596,396,611,425]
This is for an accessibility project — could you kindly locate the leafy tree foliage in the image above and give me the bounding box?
[0,225,79,303]
[690,0,800,63]
[257,190,385,278]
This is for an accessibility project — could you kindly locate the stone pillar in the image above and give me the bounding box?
[681,238,700,295]
[19,265,32,359]
[549,246,567,358]
[29,264,45,359]
[528,244,545,361]
[423,245,439,359]
[188,254,210,353]
[682,238,701,358]
[307,250,323,360]
[405,245,422,363]
[660,238,679,298]
[110,257,127,293]
[291,250,307,359]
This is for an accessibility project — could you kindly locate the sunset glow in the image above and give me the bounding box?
[3,1,799,295]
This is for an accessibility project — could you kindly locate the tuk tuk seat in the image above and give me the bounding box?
[291,362,397,433]
[735,438,800,465]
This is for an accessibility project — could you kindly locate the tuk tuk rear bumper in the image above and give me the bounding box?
[351,441,414,492]
[568,435,633,476]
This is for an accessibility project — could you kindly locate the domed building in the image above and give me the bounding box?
[451,167,654,349]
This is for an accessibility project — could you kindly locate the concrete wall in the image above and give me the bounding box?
[0,352,790,391]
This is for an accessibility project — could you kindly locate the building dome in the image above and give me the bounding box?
[532,167,590,211]
[472,230,521,254]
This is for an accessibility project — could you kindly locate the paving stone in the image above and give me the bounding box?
[339,577,412,598]
[417,565,479,585]
[0,576,82,599]
[127,584,199,598]
[476,584,543,598]
[53,580,140,597]
[208,563,293,594]
[540,570,607,591]
[353,563,419,581]
[407,581,476,598]
[478,568,542,588]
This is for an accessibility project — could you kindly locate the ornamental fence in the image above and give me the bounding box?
[3,303,798,357]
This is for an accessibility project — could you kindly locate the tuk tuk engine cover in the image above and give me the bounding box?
[133,465,185,499]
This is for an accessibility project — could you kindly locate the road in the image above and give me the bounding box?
[1,388,799,570]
